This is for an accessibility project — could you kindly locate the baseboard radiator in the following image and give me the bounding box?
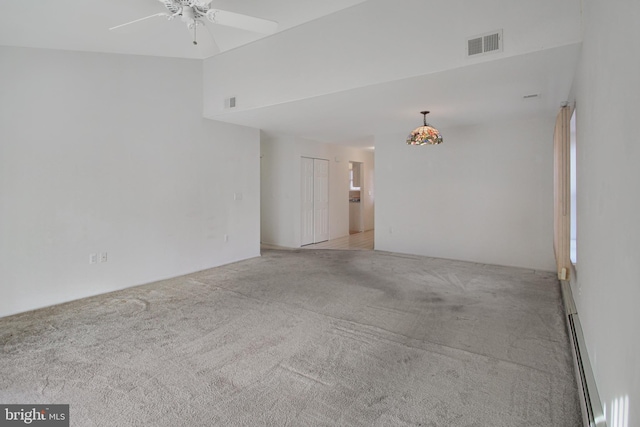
[560,280,607,427]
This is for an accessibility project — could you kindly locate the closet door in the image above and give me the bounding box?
[301,157,315,246]
[313,159,329,243]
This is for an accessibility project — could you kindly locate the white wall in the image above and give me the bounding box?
[570,0,640,424]
[203,0,581,118]
[261,132,373,247]
[375,117,556,271]
[0,46,260,318]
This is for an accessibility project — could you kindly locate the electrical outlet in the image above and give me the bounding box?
[224,234,229,243]
[100,252,108,263]
[89,253,98,264]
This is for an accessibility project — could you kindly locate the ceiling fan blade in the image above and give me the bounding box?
[206,9,278,34]
[109,13,168,31]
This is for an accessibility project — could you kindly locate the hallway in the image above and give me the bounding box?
[302,229,374,251]
[261,230,374,251]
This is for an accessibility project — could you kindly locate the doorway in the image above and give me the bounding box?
[301,157,329,246]
[349,161,364,234]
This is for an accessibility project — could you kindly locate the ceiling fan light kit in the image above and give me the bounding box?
[406,111,443,145]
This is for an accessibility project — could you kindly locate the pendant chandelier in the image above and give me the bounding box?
[406,111,443,145]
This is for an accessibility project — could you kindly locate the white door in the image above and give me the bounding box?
[301,157,315,246]
[313,159,329,243]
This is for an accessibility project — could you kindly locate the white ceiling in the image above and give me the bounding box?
[0,0,367,59]
[0,0,583,148]
[209,44,581,144]
[200,0,583,147]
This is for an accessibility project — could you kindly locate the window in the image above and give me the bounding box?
[349,162,361,190]
[570,109,577,264]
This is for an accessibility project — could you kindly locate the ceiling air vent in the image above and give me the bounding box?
[467,30,503,57]
[468,37,483,56]
[224,97,237,109]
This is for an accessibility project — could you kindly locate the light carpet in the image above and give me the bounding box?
[0,249,581,426]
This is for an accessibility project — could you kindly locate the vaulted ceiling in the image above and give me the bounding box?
[0,0,583,147]
[0,0,367,58]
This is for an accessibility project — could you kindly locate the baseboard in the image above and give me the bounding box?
[560,280,607,427]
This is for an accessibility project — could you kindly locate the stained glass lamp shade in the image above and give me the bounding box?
[406,111,443,145]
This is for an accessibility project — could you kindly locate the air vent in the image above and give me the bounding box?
[468,38,483,56]
[484,33,500,52]
[467,30,503,57]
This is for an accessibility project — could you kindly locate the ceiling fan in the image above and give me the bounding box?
[110,0,278,55]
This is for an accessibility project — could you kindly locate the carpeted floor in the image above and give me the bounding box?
[0,249,581,426]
